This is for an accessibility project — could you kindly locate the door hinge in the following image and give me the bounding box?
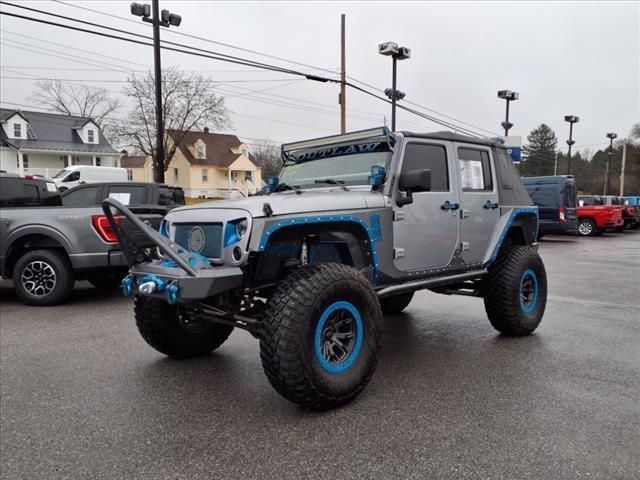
[393,211,405,221]
[460,241,470,251]
[460,209,470,219]
[394,247,406,259]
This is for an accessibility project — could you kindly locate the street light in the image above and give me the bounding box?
[605,132,617,195]
[497,90,519,137]
[378,41,411,132]
[564,115,579,175]
[130,1,181,184]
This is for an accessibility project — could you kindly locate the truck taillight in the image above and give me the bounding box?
[627,207,635,215]
[559,207,566,222]
[92,215,121,243]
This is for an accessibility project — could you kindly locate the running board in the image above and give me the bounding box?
[376,270,488,298]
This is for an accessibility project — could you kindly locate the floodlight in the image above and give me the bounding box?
[497,90,518,101]
[378,42,399,56]
[606,132,617,140]
[564,115,580,123]
[130,3,150,17]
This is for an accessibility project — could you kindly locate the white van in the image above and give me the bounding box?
[52,166,128,191]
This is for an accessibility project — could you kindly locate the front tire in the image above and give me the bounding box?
[483,247,547,336]
[380,291,414,314]
[12,249,74,306]
[134,296,233,359]
[260,263,383,410]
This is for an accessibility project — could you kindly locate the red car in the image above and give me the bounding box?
[577,195,624,236]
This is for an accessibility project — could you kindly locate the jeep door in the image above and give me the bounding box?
[392,140,460,271]
[455,144,500,264]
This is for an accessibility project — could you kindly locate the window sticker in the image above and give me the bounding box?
[460,160,484,190]
[109,192,131,205]
[46,182,58,193]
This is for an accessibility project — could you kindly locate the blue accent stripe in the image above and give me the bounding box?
[485,207,539,266]
[314,301,364,374]
[258,214,382,283]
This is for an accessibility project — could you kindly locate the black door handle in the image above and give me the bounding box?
[441,201,460,210]
[483,200,499,209]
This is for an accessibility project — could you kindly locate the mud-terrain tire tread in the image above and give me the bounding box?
[380,291,414,314]
[134,296,233,359]
[12,249,74,306]
[259,263,383,410]
[484,246,547,336]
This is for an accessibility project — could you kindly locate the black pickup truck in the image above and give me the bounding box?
[0,177,185,306]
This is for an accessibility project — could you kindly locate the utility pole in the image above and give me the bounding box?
[131,1,182,183]
[620,141,627,195]
[554,152,558,176]
[340,14,346,134]
[605,132,617,195]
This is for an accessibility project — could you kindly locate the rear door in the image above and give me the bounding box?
[455,144,500,264]
[562,178,578,227]
[392,139,460,271]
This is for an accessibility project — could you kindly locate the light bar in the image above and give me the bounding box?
[282,127,390,153]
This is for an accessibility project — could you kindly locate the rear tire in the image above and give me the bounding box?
[577,219,598,236]
[260,263,383,410]
[12,249,74,306]
[484,246,547,336]
[134,296,233,359]
[380,292,414,314]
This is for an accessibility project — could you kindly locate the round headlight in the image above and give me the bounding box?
[236,219,248,238]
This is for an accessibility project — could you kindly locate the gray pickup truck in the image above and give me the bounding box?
[105,127,546,410]
[0,175,183,306]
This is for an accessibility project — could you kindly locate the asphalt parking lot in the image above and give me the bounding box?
[1,231,639,480]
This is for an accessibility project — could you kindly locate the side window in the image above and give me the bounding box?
[401,143,449,192]
[458,148,493,191]
[528,187,557,207]
[64,171,80,182]
[62,186,100,206]
[107,186,148,205]
[22,184,40,206]
[158,187,176,206]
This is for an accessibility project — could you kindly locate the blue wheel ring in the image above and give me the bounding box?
[519,269,539,314]
[314,301,363,374]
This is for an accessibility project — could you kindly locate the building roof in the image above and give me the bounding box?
[167,129,250,168]
[121,155,148,168]
[0,108,119,154]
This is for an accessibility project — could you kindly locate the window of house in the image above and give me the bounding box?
[95,157,101,166]
[457,148,493,191]
[173,168,179,182]
[245,171,253,182]
[202,169,208,182]
[401,143,449,192]
[127,169,133,181]
[13,123,21,138]
[196,143,205,159]
[87,129,95,143]
[23,154,29,169]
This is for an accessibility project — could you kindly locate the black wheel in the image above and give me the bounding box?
[260,263,383,410]
[12,249,74,306]
[577,219,598,236]
[380,291,414,314]
[134,296,233,359]
[87,268,128,290]
[483,246,547,336]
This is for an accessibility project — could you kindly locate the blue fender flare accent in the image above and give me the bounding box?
[485,208,538,267]
[314,300,364,374]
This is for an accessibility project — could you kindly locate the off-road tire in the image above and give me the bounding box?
[134,296,233,359]
[380,292,414,314]
[483,246,547,336]
[87,268,128,290]
[577,219,598,236]
[12,249,74,306]
[260,263,383,410]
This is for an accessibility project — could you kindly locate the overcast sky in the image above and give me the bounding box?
[1,1,638,153]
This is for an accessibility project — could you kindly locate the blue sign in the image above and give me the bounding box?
[507,146,522,163]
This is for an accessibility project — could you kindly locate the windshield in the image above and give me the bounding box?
[279,144,391,188]
[53,169,71,180]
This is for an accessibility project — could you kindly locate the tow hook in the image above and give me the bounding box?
[122,275,134,296]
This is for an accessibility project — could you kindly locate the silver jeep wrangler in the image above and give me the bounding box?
[104,127,545,410]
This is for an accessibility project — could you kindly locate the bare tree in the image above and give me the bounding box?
[630,122,640,143]
[30,79,121,137]
[250,138,281,180]
[118,67,230,180]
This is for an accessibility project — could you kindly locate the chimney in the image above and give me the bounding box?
[203,126,209,133]
[121,149,128,157]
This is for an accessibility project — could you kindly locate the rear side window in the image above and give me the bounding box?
[23,185,40,206]
[62,186,100,206]
[457,148,493,191]
[563,182,576,208]
[0,179,61,207]
[159,187,185,206]
[401,143,449,192]
[107,185,148,205]
[527,186,558,207]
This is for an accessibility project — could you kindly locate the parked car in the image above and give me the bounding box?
[620,196,640,230]
[104,127,546,410]
[0,181,183,306]
[522,175,578,238]
[52,165,128,192]
[576,195,624,236]
[599,195,636,231]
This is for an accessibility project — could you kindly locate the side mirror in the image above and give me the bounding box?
[397,169,431,206]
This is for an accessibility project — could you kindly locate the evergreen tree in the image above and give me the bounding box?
[518,124,558,177]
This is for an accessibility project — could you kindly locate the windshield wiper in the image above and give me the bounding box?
[275,182,301,193]
[314,179,349,191]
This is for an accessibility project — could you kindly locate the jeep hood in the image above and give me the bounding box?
[170,189,386,218]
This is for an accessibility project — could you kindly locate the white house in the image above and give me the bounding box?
[0,108,120,178]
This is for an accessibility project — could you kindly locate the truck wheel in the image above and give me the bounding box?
[380,292,414,314]
[260,263,383,410]
[12,249,74,306]
[483,247,547,336]
[134,296,233,359]
[577,219,597,236]
[87,268,128,290]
